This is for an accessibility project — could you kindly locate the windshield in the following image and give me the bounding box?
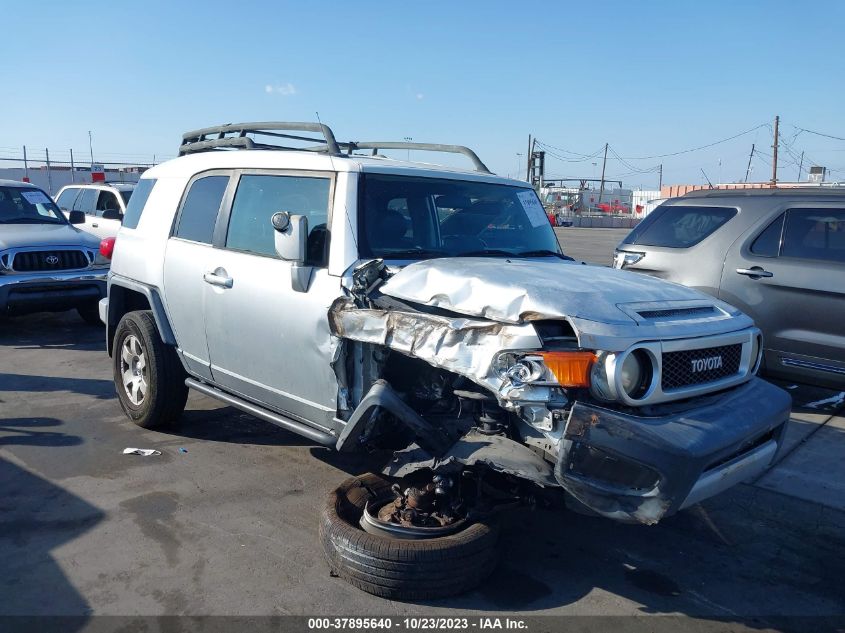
[0,186,67,225]
[359,174,562,259]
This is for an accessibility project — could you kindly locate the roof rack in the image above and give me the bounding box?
[178,121,492,173]
[179,122,341,156]
[345,141,491,174]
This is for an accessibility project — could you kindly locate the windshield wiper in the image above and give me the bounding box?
[455,249,517,257]
[377,248,447,258]
[0,218,62,224]
[514,249,574,261]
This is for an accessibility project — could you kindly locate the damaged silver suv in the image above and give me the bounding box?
[101,123,790,600]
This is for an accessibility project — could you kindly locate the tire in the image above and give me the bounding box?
[77,301,103,326]
[112,310,188,429]
[320,473,500,600]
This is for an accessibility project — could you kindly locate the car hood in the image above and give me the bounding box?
[380,257,734,326]
[0,223,99,251]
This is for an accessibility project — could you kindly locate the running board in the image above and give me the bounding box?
[185,378,336,446]
[780,356,845,375]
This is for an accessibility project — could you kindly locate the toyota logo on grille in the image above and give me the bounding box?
[691,356,723,373]
[44,255,60,266]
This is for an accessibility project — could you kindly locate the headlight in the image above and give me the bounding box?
[612,250,645,269]
[493,353,544,386]
[619,350,652,399]
[589,352,615,401]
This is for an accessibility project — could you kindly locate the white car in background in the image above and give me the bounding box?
[55,182,135,240]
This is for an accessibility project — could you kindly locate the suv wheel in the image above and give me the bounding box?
[320,473,500,600]
[113,310,188,428]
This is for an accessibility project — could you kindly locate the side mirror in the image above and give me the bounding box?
[273,212,307,264]
[272,212,312,293]
[101,209,121,221]
[69,210,85,224]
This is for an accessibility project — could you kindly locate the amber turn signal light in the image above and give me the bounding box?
[538,351,597,387]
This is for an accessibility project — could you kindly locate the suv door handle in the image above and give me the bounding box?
[203,270,233,288]
[736,267,773,279]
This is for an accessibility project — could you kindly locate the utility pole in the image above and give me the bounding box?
[22,145,29,182]
[597,143,608,203]
[771,115,779,185]
[744,143,755,182]
[797,151,804,182]
[526,134,532,181]
[88,130,94,165]
[70,149,75,183]
[45,148,53,194]
[658,163,663,191]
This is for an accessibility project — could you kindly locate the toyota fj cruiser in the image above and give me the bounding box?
[101,123,790,600]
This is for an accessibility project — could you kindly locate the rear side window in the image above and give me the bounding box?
[174,175,229,244]
[56,188,80,210]
[122,179,157,229]
[781,208,845,263]
[750,213,785,257]
[624,205,737,248]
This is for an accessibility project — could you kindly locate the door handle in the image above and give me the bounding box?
[92,223,99,228]
[203,271,233,288]
[736,267,773,279]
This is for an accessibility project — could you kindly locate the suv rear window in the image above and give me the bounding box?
[624,205,737,248]
[122,179,156,229]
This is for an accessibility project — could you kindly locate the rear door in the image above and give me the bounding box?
[72,188,99,236]
[162,172,231,381]
[720,203,845,387]
[92,190,124,238]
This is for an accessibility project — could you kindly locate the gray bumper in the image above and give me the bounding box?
[0,270,107,315]
[556,377,790,524]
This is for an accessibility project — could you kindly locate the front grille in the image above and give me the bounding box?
[638,306,715,319]
[11,250,89,272]
[662,343,742,390]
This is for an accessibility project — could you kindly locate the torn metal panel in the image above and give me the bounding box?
[384,429,558,488]
[329,297,541,398]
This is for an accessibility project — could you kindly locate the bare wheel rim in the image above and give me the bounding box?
[120,334,148,406]
[359,498,469,540]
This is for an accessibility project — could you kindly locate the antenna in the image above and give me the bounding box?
[315,111,360,255]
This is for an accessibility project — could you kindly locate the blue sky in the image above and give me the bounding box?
[3,0,845,187]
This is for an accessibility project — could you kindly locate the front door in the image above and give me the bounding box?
[203,171,340,431]
[720,203,845,386]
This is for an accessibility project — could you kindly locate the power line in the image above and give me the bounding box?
[616,123,768,159]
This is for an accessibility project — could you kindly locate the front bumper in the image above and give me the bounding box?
[0,269,108,315]
[556,377,790,524]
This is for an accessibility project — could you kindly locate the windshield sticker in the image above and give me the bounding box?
[21,190,52,206]
[516,190,548,228]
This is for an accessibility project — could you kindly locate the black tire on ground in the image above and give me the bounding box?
[112,310,188,429]
[320,473,500,600]
[77,302,103,326]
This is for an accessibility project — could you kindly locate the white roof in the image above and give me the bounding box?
[143,149,529,187]
[0,179,38,188]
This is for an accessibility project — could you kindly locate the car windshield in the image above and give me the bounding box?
[0,186,67,225]
[358,174,562,259]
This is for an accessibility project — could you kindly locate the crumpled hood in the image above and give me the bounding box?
[0,223,98,251]
[380,257,723,325]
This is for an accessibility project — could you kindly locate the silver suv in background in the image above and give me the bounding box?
[614,188,845,388]
[0,180,108,324]
[55,182,135,240]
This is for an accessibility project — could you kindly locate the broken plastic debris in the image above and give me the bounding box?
[122,448,161,457]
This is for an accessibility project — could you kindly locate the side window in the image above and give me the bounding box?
[74,189,98,215]
[750,213,785,257]
[174,175,229,244]
[781,208,845,264]
[122,179,156,230]
[56,188,80,210]
[95,191,121,217]
[225,174,331,264]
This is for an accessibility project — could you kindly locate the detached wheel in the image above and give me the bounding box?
[77,301,102,326]
[320,473,500,600]
[113,310,188,429]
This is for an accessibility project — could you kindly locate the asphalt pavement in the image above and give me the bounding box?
[1,228,844,625]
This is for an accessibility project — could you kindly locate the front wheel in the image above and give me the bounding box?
[112,310,188,429]
[320,473,500,600]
